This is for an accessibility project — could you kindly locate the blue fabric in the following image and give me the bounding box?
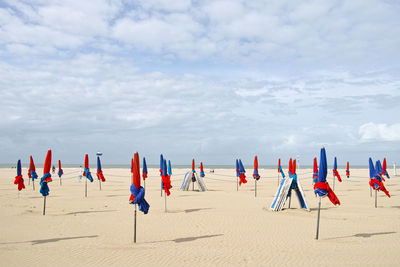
[17,160,21,176]
[97,156,102,172]
[84,168,93,182]
[253,169,259,176]
[130,184,150,214]
[160,154,164,175]
[30,170,38,181]
[313,173,318,183]
[236,159,239,177]
[278,165,285,178]
[143,157,147,174]
[168,160,172,175]
[162,159,168,177]
[58,169,63,178]
[318,147,327,183]
[333,157,337,170]
[200,171,205,177]
[239,159,245,173]
[374,161,383,182]
[369,158,375,179]
[40,173,51,196]
[315,187,328,197]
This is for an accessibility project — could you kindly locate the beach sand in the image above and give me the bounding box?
[1,167,399,266]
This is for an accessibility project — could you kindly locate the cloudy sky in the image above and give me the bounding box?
[1,0,400,166]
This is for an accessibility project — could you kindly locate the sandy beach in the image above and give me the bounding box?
[1,167,399,266]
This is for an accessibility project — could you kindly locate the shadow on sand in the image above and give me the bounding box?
[325,231,396,240]
[64,210,117,215]
[0,235,98,245]
[145,234,223,244]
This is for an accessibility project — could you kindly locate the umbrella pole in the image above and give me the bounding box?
[236,177,238,191]
[28,178,30,185]
[161,181,162,197]
[315,197,321,240]
[333,175,335,191]
[99,179,102,191]
[85,178,87,197]
[375,190,377,208]
[32,180,35,191]
[192,180,194,191]
[144,179,146,190]
[134,203,137,243]
[370,186,372,197]
[60,177,62,186]
[255,180,257,197]
[164,192,167,212]
[277,174,279,186]
[43,196,46,216]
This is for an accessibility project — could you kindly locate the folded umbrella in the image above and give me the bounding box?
[313,157,318,183]
[161,159,171,196]
[168,160,172,176]
[83,154,93,182]
[142,157,148,180]
[96,156,105,182]
[131,158,134,174]
[58,160,63,178]
[369,158,390,197]
[40,150,52,197]
[200,162,205,177]
[333,157,342,182]
[346,161,350,178]
[376,160,386,181]
[129,152,150,214]
[28,156,38,181]
[14,159,25,191]
[253,156,260,180]
[235,159,240,177]
[278,158,285,178]
[314,148,340,205]
[238,159,247,185]
[382,158,390,179]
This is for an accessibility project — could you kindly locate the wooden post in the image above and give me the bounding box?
[85,178,87,197]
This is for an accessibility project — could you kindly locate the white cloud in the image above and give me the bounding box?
[359,123,400,142]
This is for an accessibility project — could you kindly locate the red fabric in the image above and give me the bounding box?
[43,150,52,174]
[278,158,281,172]
[346,161,349,172]
[132,153,140,189]
[293,159,296,174]
[200,162,204,173]
[83,154,88,176]
[192,159,195,172]
[239,173,247,185]
[382,158,387,172]
[313,157,318,174]
[14,175,25,191]
[84,154,89,169]
[333,169,342,182]
[142,172,147,180]
[131,158,134,173]
[289,158,293,174]
[97,171,105,182]
[28,156,35,178]
[314,182,340,205]
[161,174,171,196]
[369,179,390,197]
[58,160,62,172]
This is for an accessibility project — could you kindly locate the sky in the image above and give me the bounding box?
[1,0,400,166]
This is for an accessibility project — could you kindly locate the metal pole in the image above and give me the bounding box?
[60,178,62,186]
[236,177,238,191]
[32,180,35,191]
[333,175,335,191]
[255,180,257,197]
[164,192,167,212]
[375,190,377,208]
[161,181,163,197]
[144,179,146,190]
[134,204,137,243]
[370,186,372,197]
[192,180,194,191]
[315,197,321,240]
[85,178,87,197]
[43,196,46,216]
[99,179,101,191]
